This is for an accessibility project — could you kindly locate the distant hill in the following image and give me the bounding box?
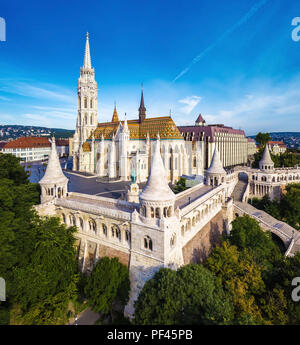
[249,132,300,150]
[0,125,74,140]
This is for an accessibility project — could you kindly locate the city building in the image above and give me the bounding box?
[178,115,249,172]
[268,141,287,155]
[2,136,69,162]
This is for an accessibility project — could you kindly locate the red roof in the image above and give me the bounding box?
[268,141,286,147]
[3,137,69,149]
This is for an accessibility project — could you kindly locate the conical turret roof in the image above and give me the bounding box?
[207,146,226,175]
[140,139,175,202]
[259,144,274,166]
[40,138,68,185]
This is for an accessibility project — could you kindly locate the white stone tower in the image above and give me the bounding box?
[205,146,226,187]
[39,137,68,203]
[259,144,274,171]
[75,32,98,148]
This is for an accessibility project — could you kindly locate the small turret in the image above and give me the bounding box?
[259,145,274,171]
[39,137,68,203]
[206,146,226,187]
[139,139,175,219]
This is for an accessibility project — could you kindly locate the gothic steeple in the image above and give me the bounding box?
[83,32,92,69]
[138,84,146,123]
[112,102,119,122]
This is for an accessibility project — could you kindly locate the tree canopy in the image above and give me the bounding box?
[134,265,234,325]
[84,257,130,315]
[255,132,270,147]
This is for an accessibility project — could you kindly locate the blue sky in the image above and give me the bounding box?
[0,0,300,135]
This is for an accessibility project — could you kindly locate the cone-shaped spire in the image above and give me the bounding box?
[112,103,119,122]
[40,137,68,185]
[259,144,274,170]
[207,146,226,175]
[140,139,175,202]
[138,84,146,122]
[83,32,92,69]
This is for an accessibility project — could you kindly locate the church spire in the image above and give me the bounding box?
[138,84,146,123]
[112,102,119,122]
[83,32,92,69]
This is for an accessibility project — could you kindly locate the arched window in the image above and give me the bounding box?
[79,218,84,230]
[102,224,107,236]
[150,207,154,218]
[144,236,153,251]
[90,116,93,125]
[85,114,88,125]
[193,157,196,168]
[62,213,66,223]
[89,219,96,233]
[170,233,176,248]
[155,208,160,218]
[163,207,168,217]
[181,225,185,237]
[90,99,93,108]
[125,230,130,242]
[84,98,87,108]
[111,225,121,241]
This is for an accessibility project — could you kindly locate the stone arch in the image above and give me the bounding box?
[111,224,121,241]
[143,235,153,251]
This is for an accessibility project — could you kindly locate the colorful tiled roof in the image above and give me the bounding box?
[92,116,183,140]
[82,142,91,152]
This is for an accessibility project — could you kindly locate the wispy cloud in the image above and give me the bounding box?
[0,80,75,104]
[178,95,202,114]
[173,0,269,82]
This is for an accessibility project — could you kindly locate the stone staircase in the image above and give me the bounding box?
[232,174,248,202]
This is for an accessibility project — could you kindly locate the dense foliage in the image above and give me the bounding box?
[255,132,271,147]
[84,257,130,316]
[134,215,300,325]
[134,265,233,325]
[249,183,300,230]
[0,154,78,325]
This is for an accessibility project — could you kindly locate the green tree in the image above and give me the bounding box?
[228,215,282,270]
[11,217,79,325]
[84,257,130,316]
[0,153,29,185]
[134,265,234,325]
[173,177,188,193]
[204,241,266,324]
[255,132,270,147]
[280,183,300,230]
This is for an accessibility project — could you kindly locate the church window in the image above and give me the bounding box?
[144,236,153,251]
[62,213,66,223]
[90,99,93,108]
[85,114,88,125]
[193,157,196,168]
[84,98,87,108]
[90,116,93,125]
[126,231,130,242]
[89,219,96,234]
[175,157,178,169]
